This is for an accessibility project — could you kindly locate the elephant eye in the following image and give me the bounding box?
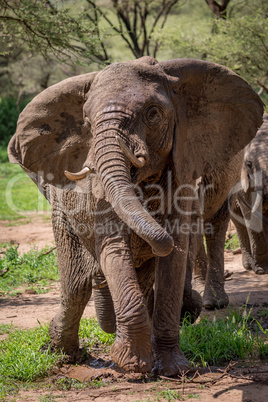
[245,160,253,171]
[145,106,162,126]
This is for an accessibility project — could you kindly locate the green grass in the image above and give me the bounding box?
[225,233,240,251]
[181,307,268,366]
[0,324,63,400]
[0,309,267,400]
[79,317,116,349]
[0,323,13,335]
[0,151,50,221]
[0,325,62,382]
[0,318,114,399]
[0,244,58,296]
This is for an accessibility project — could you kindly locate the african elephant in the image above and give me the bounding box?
[8,56,263,376]
[190,151,245,310]
[231,114,268,275]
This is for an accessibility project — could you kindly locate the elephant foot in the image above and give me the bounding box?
[243,262,253,271]
[152,346,190,377]
[243,260,266,274]
[252,263,268,275]
[203,286,229,310]
[49,317,80,356]
[242,255,254,271]
[110,336,154,373]
[181,289,203,324]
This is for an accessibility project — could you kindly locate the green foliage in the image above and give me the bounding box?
[0,144,8,163]
[225,233,240,251]
[158,0,268,106]
[55,376,107,391]
[0,97,18,147]
[158,389,182,400]
[84,0,184,60]
[79,317,115,348]
[0,323,13,335]
[0,318,114,399]
[0,324,62,383]
[0,162,50,221]
[180,308,268,366]
[0,244,58,296]
[156,390,200,400]
[0,97,29,147]
[0,0,103,64]
[0,379,19,401]
[0,307,267,400]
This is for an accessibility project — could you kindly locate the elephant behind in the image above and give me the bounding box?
[191,116,268,309]
[187,150,244,310]
[8,56,263,375]
[231,114,268,274]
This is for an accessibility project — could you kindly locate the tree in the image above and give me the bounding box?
[159,0,268,104]
[84,0,183,60]
[0,0,102,63]
[0,0,109,104]
[204,0,231,19]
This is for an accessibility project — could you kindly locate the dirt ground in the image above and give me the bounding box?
[0,216,268,401]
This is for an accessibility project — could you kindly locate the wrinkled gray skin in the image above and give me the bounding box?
[191,116,268,309]
[231,115,268,275]
[189,151,244,310]
[8,57,263,375]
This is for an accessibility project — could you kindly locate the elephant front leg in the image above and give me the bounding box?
[50,212,95,357]
[95,201,153,373]
[152,219,191,376]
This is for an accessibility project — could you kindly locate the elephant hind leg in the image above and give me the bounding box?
[50,215,96,356]
[203,200,230,310]
[193,240,208,296]
[182,254,203,324]
[93,274,116,334]
[136,258,156,319]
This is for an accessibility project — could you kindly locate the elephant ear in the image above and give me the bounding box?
[8,71,98,188]
[160,59,264,184]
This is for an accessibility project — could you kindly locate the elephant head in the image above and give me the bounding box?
[241,114,268,214]
[8,57,263,256]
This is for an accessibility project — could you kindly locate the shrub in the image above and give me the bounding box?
[0,97,30,147]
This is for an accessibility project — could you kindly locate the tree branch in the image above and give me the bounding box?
[205,0,232,18]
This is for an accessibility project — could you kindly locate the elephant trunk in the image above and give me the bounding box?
[94,123,174,257]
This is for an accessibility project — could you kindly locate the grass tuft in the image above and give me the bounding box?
[0,325,63,386]
[181,308,268,366]
[225,233,240,251]
[79,317,116,348]
[0,244,58,296]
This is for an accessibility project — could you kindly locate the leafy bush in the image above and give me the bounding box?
[0,145,8,163]
[0,97,30,148]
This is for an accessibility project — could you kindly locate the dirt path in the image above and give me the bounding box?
[1,218,268,401]
[0,213,54,254]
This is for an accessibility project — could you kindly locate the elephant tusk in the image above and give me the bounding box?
[252,192,262,214]
[115,135,146,169]
[64,166,91,181]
